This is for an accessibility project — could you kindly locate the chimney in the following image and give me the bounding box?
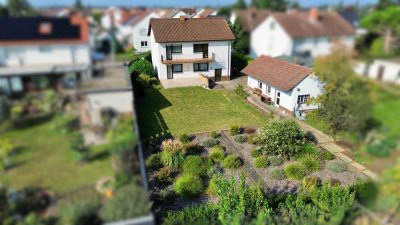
[179,15,187,21]
[309,8,320,22]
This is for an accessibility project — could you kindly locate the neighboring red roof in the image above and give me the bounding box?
[232,9,270,32]
[273,10,355,38]
[149,18,235,43]
[198,8,216,18]
[241,55,313,91]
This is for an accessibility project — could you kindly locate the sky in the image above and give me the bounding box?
[0,0,379,8]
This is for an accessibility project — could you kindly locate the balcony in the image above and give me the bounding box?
[161,53,215,65]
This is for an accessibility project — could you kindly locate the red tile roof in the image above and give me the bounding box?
[149,18,235,43]
[232,9,270,32]
[241,55,313,91]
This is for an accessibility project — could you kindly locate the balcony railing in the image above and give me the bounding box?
[161,53,215,64]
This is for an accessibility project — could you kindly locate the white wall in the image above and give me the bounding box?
[292,36,354,58]
[132,12,159,53]
[368,60,400,84]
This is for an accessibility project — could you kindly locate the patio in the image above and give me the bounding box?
[160,77,207,89]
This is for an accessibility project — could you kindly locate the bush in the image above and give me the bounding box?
[270,168,286,180]
[350,179,378,206]
[153,189,175,206]
[209,146,225,163]
[229,125,242,136]
[302,176,322,191]
[223,155,242,169]
[248,134,257,144]
[320,150,335,160]
[267,156,284,166]
[183,155,208,177]
[173,174,203,199]
[145,153,162,170]
[244,127,256,134]
[160,139,186,169]
[206,177,217,196]
[234,84,249,99]
[367,138,398,158]
[253,156,269,168]
[327,161,347,173]
[299,155,321,172]
[70,132,90,161]
[284,162,307,180]
[185,142,203,155]
[129,59,155,76]
[154,167,174,186]
[210,130,219,139]
[163,203,219,225]
[202,138,219,148]
[100,183,151,222]
[255,119,306,158]
[250,147,262,158]
[179,133,190,144]
[233,134,247,143]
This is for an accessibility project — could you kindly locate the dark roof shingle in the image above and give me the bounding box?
[149,18,235,43]
[232,9,270,32]
[241,55,313,91]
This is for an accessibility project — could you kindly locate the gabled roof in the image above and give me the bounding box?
[232,9,270,32]
[272,10,355,38]
[149,18,235,43]
[241,55,313,91]
[198,8,217,18]
[123,10,153,26]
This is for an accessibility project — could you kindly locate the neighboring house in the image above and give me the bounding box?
[193,8,218,18]
[338,7,367,35]
[242,55,323,116]
[149,17,235,82]
[354,59,400,85]
[0,16,92,96]
[131,11,160,53]
[248,8,355,59]
[101,6,133,30]
[172,8,197,18]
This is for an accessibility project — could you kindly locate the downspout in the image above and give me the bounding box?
[228,41,231,80]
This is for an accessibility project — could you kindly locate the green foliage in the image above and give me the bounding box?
[223,155,242,169]
[256,0,287,10]
[145,153,162,170]
[217,6,232,17]
[234,84,249,99]
[299,155,321,173]
[270,168,286,180]
[210,130,219,139]
[0,138,13,170]
[320,150,335,160]
[367,137,398,157]
[327,161,347,173]
[229,125,242,136]
[0,94,10,121]
[302,176,322,191]
[209,146,225,163]
[155,167,173,186]
[7,0,36,16]
[231,52,249,75]
[284,162,307,180]
[70,132,90,161]
[255,119,306,157]
[206,177,217,196]
[234,0,246,9]
[203,138,219,148]
[129,59,155,76]
[163,203,219,225]
[267,156,284,166]
[100,183,151,222]
[173,174,203,199]
[179,133,190,144]
[183,155,208,177]
[138,74,158,87]
[250,147,262,158]
[106,116,137,155]
[184,142,202,155]
[160,139,186,170]
[350,179,378,206]
[254,156,269,168]
[233,134,247,143]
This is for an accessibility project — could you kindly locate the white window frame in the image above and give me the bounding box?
[141,41,148,47]
[297,94,310,104]
[258,81,262,89]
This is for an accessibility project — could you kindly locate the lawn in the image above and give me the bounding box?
[137,86,268,138]
[0,118,112,195]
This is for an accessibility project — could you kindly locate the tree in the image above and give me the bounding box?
[257,0,287,11]
[7,0,35,16]
[361,6,400,54]
[234,0,246,9]
[0,4,9,16]
[229,19,249,54]
[217,6,232,17]
[377,0,400,10]
[313,51,372,135]
[73,0,83,10]
[128,59,155,76]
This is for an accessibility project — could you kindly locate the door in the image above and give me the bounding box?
[276,92,280,106]
[215,69,222,82]
[167,65,173,79]
[166,46,172,60]
[377,65,385,80]
[202,44,209,58]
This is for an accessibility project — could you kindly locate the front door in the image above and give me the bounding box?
[377,65,385,80]
[166,46,172,60]
[215,69,222,82]
[167,65,173,79]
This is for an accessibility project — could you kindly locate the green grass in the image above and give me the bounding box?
[0,118,112,195]
[137,87,268,138]
[371,91,400,138]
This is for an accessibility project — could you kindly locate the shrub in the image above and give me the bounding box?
[179,133,190,144]
[367,143,391,157]
[154,167,173,186]
[163,203,219,225]
[299,155,321,172]
[223,155,242,169]
[284,162,307,180]
[350,179,378,206]
[206,177,217,196]
[145,153,162,170]
[185,142,202,155]
[202,138,219,148]
[210,130,219,139]
[173,174,203,199]
[160,139,186,169]
[233,134,247,143]
[183,155,208,177]
[229,125,242,136]
[248,134,257,144]
[129,59,154,76]
[234,84,249,99]
[320,150,335,160]
[153,189,175,206]
[59,190,101,225]
[267,156,284,166]
[250,147,262,158]
[255,119,306,158]
[304,131,317,143]
[70,132,90,161]
[244,127,256,134]
[253,156,269,168]
[270,168,286,180]
[138,74,157,87]
[302,176,322,191]
[327,161,347,173]
[209,146,225,163]
[100,183,151,222]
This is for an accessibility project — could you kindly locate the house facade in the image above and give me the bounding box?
[0,16,91,96]
[149,17,234,82]
[131,12,160,53]
[354,59,400,85]
[242,56,323,115]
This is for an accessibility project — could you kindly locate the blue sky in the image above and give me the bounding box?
[0,0,378,8]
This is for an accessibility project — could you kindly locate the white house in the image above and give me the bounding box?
[354,59,400,85]
[193,8,218,18]
[149,17,235,84]
[0,16,92,96]
[242,55,323,115]
[131,11,160,53]
[246,9,355,59]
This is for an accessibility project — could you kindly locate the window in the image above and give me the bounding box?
[139,28,147,36]
[258,81,262,89]
[270,22,275,30]
[141,41,148,47]
[267,85,271,93]
[297,94,310,104]
[172,64,183,73]
[193,44,208,53]
[39,46,51,53]
[193,63,208,71]
[172,45,182,53]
